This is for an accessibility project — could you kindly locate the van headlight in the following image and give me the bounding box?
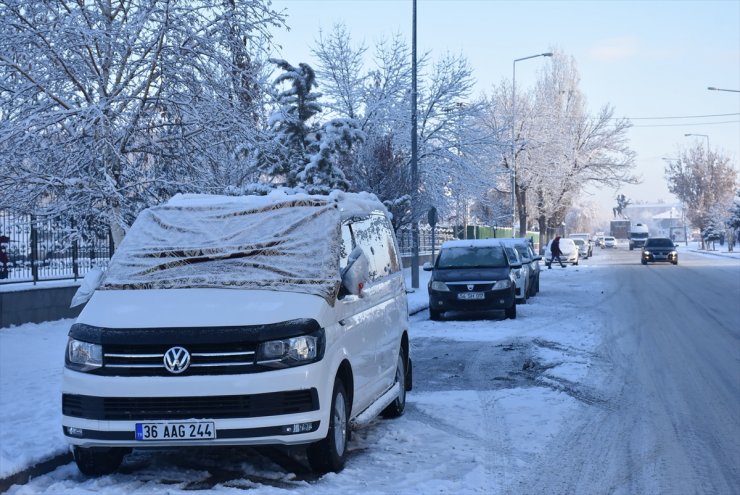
[492,279,511,290]
[256,330,325,369]
[66,338,103,372]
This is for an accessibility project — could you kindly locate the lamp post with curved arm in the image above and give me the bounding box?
[684,133,710,150]
[511,52,552,237]
[707,86,740,93]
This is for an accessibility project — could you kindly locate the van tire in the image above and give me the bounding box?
[382,351,407,418]
[307,378,349,473]
[72,446,126,476]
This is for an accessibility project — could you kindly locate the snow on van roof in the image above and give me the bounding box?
[100,190,388,303]
[167,189,389,221]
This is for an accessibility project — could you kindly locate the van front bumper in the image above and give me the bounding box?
[62,364,332,448]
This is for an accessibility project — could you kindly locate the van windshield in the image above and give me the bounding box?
[437,246,507,269]
[100,197,343,303]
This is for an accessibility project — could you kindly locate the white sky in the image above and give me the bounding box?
[269,0,740,219]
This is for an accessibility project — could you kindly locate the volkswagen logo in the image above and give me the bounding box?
[163,346,191,374]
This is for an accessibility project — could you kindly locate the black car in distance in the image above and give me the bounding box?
[641,237,678,265]
[423,239,519,321]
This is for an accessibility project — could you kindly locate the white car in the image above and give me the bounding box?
[62,191,411,475]
[499,237,541,297]
[603,236,616,248]
[573,238,590,259]
[503,244,529,304]
[545,238,579,266]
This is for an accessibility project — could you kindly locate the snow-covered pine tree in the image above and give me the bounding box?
[702,217,721,250]
[726,189,740,251]
[265,59,322,188]
[300,118,363,194]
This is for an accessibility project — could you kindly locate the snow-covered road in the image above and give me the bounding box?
[2,246,739,494]
[522,248,740,494]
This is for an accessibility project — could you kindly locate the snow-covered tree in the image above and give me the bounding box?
[482,51,636,243]
[265,59,361,193]
[527,51,636,243]
[702,217,722,250]
[300,118,362,194]
[0,0,286,246]
[664,145,737,248]
[312,25,492,230]
[726,189,740,252]
[265,59,323,187]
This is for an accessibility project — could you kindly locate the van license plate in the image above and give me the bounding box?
[135,421,216,441]
[458,292,484,300]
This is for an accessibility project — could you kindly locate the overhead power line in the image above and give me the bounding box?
[631,120,740,128]
[620,112,740,120]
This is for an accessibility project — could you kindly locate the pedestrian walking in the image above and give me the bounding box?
[548,236,566,268]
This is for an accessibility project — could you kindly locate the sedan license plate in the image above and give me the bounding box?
[135,421,215,441]
[458,292,484,300]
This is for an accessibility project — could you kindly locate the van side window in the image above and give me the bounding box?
[351,214,400,281]
[339,224,354,272]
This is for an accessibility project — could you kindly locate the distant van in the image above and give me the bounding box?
[62,191,412,475]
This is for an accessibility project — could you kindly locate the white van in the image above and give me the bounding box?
[62,191,411,475]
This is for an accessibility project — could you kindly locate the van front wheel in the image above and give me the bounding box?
[307,378,349,473]
[72,446,126,476]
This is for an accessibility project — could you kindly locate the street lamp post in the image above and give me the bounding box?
[707,86,740,93]
[410,0,419,288]
[684,133,710,150]
[511,52,552,237]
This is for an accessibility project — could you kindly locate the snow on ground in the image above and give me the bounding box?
[0,319,71,477]
[0,241,734,493]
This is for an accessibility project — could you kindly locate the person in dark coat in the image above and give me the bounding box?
[548,235,566,268]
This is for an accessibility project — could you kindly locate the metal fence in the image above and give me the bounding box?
[0,211,113,284]
[396,225,458,256]
[396,224,537,257]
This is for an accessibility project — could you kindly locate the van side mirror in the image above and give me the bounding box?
[70,267,105,308]
[341,247,369,296]
[422,261,433,271]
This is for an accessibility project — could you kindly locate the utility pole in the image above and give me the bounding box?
[410,0,419,288]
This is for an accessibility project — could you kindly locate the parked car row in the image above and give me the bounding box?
[423,238,542,321]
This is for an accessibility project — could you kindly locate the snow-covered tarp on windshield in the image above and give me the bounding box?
[99,191,385,304]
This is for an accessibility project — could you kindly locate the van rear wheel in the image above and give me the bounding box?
[307,378,349,473]
[382,351,407,418]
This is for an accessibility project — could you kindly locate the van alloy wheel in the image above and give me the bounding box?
[382,351,407,418]
[307,378,349,473]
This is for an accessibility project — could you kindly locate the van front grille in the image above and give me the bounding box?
[62,389,319,420]
[100,342,259,376]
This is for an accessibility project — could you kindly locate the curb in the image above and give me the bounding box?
[0,452,72,493]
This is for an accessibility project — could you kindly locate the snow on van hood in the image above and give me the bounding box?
[99,193,373,305]
[78,288,334,328]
